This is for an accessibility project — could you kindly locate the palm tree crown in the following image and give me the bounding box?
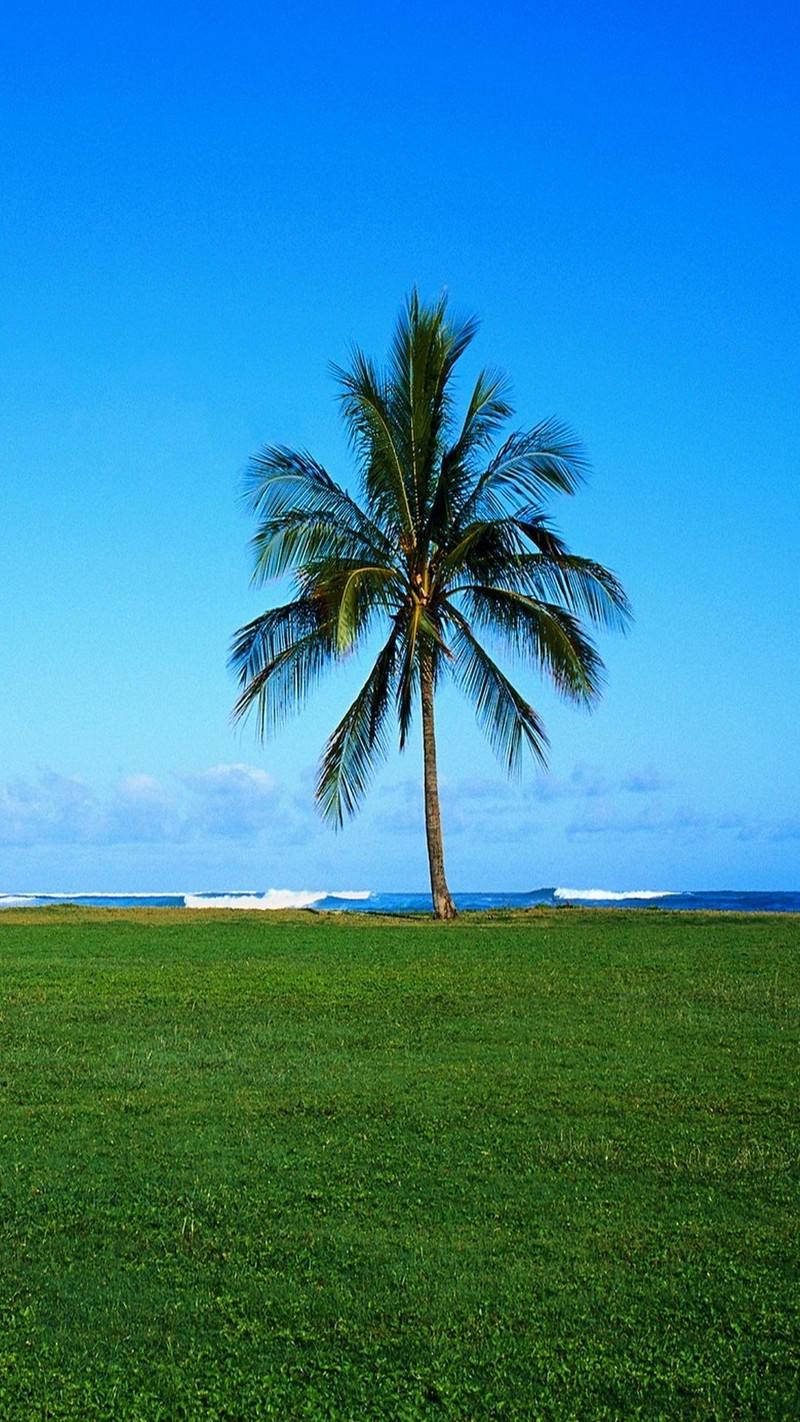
[230,292,631,917]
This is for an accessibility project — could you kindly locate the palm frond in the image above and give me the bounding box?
[243,447,338,517]
[457,420,589,525]
[447,368,513,463]
[437,518,528,585]
[335,565,402,651]
[428,370,513,536]
[334,351,414,538]
[392,598,454,748]
[390,290,479,391]
[229,599,337,738]
[316,634,398,824]
[250,512,390,585]
[512,544,633,631]
[446,609,549,771]
[385,291,479,536]
[243,447,391,582]
[458,586,604,703]
[395,609,420,750]
[441,518,630,634]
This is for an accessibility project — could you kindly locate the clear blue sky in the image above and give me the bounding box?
[2,0,798,893]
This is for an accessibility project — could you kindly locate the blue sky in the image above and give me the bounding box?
[2,0,799,893]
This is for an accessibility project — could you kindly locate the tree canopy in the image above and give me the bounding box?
[231,292,631,915]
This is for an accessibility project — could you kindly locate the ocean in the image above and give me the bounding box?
[2,888,799,913]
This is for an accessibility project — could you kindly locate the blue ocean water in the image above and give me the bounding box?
[2,887,799,913]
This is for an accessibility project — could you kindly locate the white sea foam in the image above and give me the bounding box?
[555,887,676,902]
[184,889,370,911]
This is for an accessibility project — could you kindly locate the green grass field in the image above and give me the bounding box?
[0,906,797,1420]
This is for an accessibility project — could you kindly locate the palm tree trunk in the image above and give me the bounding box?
[420,655,457,919]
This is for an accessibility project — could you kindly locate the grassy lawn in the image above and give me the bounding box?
[0,906,797,1420]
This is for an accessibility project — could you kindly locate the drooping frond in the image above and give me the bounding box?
[438,515,631,638]
[446,609,550,771]
[316,634,399,824]
[229,598,337,738]
[393,601,448,747]
[395,604,421,751]
[458,586,604,703]
[511,544,633,631]
[334,564,402,651]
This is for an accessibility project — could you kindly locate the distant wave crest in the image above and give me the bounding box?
[555,887,676,902]
[184,889,371,911]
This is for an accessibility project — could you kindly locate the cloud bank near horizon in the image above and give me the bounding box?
[0,765,299,848]
[0,760,787,855]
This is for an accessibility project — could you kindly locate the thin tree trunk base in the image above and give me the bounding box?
[421,656,457,920]
[433,892,458,920]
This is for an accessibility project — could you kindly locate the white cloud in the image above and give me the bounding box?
[103,775,183,844]
[0,764,292,848]
[570,763,612,798]
[520,763,674,804]
[620,765,673,794]
[180,763,281,839]
[524,775,565,803]
[0,762,779,864]
[565,803,761,841]
[0,773,97,845]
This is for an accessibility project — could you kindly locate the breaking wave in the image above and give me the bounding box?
[184,889,372,911]
[554,887,676,902]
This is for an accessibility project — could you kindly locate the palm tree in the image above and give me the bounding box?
[230,292,631,918]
